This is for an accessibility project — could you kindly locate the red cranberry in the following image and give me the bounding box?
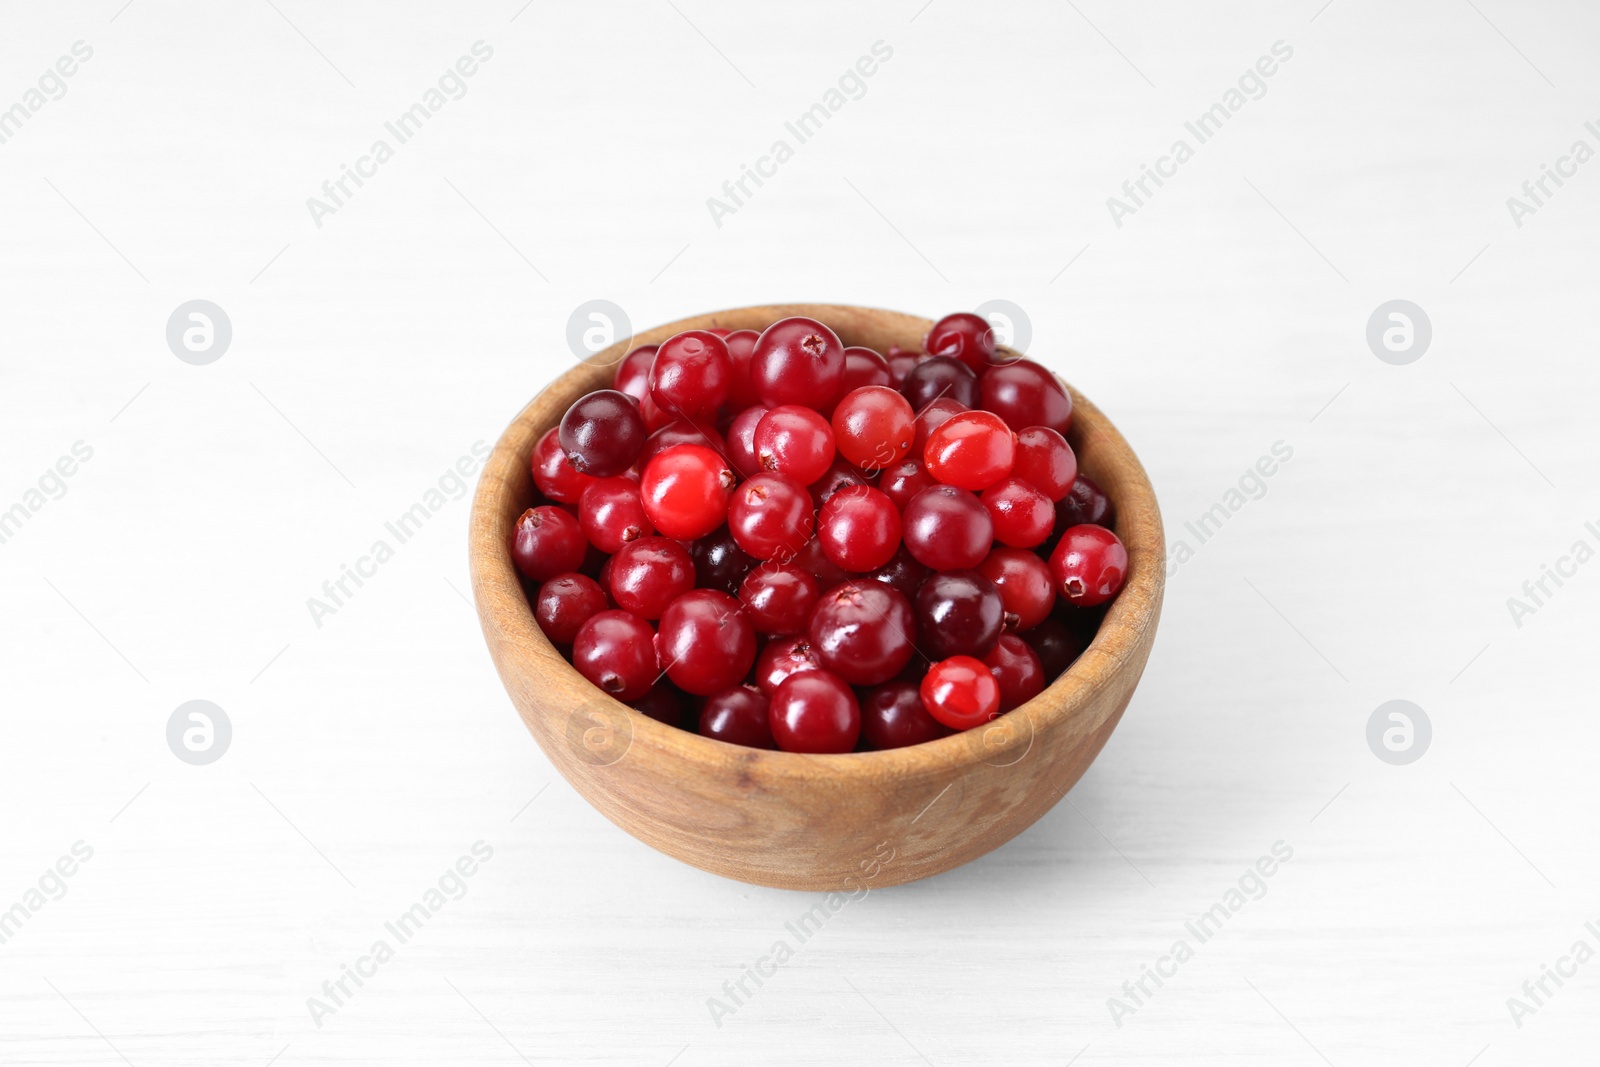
[638,391,673,433]
[511,505,587,582]
[649,330,731,419]
[751,317,846,409]
[920,655,1000,730]
[868,546,930,601]
[983,633,1045,710]
[1049,524,1129,607]
[728,473,815,561]
[879,458,938,511]
[608,536,695,619]
[861,680,952,749]
[722,329,762,409]
[914,570,1004,659]
[925,312,999,371]
[612,344,658,402]
[809,455,874,510]
[818,485,901,573]
[699,685,774,748]
[532,427,593,504]
[631,680,684,726]
[901,485,993,571]
[1026,617,1087,678]
[534,573,608,646]
[769,669,860,753]
[840,346,891,393]
[755,635,821,694]
[639,443,736,540]
[792,534,851,592]
[656,589,756,696]
[911,396,969,456]
[901,355,977,410]
[724,404,768,478]
[559,389,647,478]
[808,581,916,686]
[754,404,835,485]
[978,547,1056,631]
[691,525,755,594]
[738,562,820,635]
[979,477,1054,548]
[1012,426,1077,501]
[639,418,727,469]
[979,359,1072,434]
[925,410,1016,491]
[832,385,915,471]
[579,476,653,554]
[887,351,920,389]
[572,610,658,702]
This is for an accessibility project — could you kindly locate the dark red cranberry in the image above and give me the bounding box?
[572,610,658,701]
[754,404,835,485]
[532,427,593,504]
[631,681,684,726]
[983,633,1045,710]
[649,330,731,419]
[722,329,762,409]
[728,473,815,561]
[920,655,1000,730]
[809,455,874,510]
[818,485,901,573]
[691,525,755,594]
[1012,426,1077,501]
[978,547,1056,631]
[792,534,851,593]
[579,476,653,554]
[1055,472,1114,529]
[655,589,756,696]
[534,573,608,646]
[511,505,586,582]
[879,458,938,511]
[925,410,1016,491]
[901,355,977,410]
[979,359,1072,434]
[1049,524,1128,607]
[980,477,1054,548]
[868,546,931,601]
[751,317,846,410]
[901,485,993,571]
[612,344,658,402]
[887,351,920,390]
[608,536,694,619]
[924,312,999,371]
[808,581,916,686]
[839,346,891,394]
[1026,617,1087,678]
[699,685,774,748]
[639,443,736,539]
[559,389,647,478]
[769,669,860,753]
[755,635,822,694]
[831,385,915,471]
[861,680,952,749]
[724,404,768,478]
[738,562,820,635]
[639,418,727,469]
[914,570,1004,659]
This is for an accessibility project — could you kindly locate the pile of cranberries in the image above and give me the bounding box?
[511,313,1128,755]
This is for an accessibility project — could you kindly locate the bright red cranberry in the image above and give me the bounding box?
[980,477,1054,548]
[1056,473,1114,529]
[724,404,768,478]
[511,505,586,582]
[831,386,915,471]
[579,476,653,554]
[925,312,999,371]
[983,633,1045,710]
[608,536,695,619]
[755,634,822,694]
[925,410,1016,491]
[648,330,731,419]
[769,670,860,753]
[868,546,930,601]
[979,359,1072,434]
[901,485,994,571]
[808,581,915,686]
[818,485,901,573]
[1012,426,1077,501]
[792,534,850,593]
[691,525,755,594]
[887,351,920,389]
[861,680,952,749]
[534,573,608,646]
[738,562,820,635]
[879,458,938,511]
[920,656,1000,730]
[840,346,891,394]
[751,317,845,409]
[728,474,815,561]
[911,396,969,457]
[977,547,1055,631]
[532,427,593,504]
[1049,524,1129,607]
[699,685,774,748]
[809,455,874,510]
[572,610,658,702]
[559,389,646,478]
[901,355,977,410]
[612,344,658,402]
[656,589,756,696]
[914,570,1003,659]
[639,444,736,540]
[631,680,684,726]
[639,418,727,469]
[1027,617,1087,678]
[754,405,835,485]
[722,330,762,409]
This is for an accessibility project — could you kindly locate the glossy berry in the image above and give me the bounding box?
[649,330,731,419]
[1049,524,1129,607]
[755,635,821,694]
[533,573,608,646]
[1012,426,1077,501]
[861,680,952,749]
[1055,472,1114,529]
[901,355,977,410]
[639,443,736,540]
[980,477,1054,548]
[887,350,920,390]
[818,485,901,572]
[751,317,845,409]
[977,547,1056,631]
[914,570,1004,660]
[691,525,755,594]
[901,485,994,571]
[738,562,820,635]
[722,329,762,409]
[655,589,756,696]
[920,656,1001,730]
[728,473,815,561]
[724,404,768,478]
[839,346,892,393]
[700,685,775,748]
[579,476,653,554]
[608,536,695,619]
[879,458,938,511]
[807,581,915,686]
[868,546,931,601]
[984,633,1045,711]
[769,669,860,754]
[612,344,658,402]
[559,389,646,478]
[572,610,658,702]
[639,418,727,469]
[925,410,1016,491]
[532,427,593,504]
[979,358,1072,434]
[925,311,999,371]
[831,386,915,470]
[754,405,835,485]
[511,505,587,582]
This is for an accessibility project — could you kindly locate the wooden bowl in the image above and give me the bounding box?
[470,304,1164,890]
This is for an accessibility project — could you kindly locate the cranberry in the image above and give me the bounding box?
[700,685,774,748]
[1049,524,1129,607]
[901,485,993,571]
[983,633,1045,710]
[631,680,684,726]
[925,311,999,371]
[639,443,736,540]
[808,581,916,686]
[612,344,658,402]
[724,404,768,478]
[751,317,845,409]
[755,634,821,694]
[754,404,835,485]
[840,346,892,393]
[638,391,674,433]
[925,410,1016,491]
[579,476,653,554]
[608,536,695,619]
[879,458,938,511]
[722,329,762,409]
[1026,617,1087,678]
[648,330,731,420]
[901,355,977,410]
[691,525,755,594]
[511,505,587,582]
[914,570,1004,659]
[1012,426,1077,501]
[769,669,860,753]
[887,351,920,390]
[911,396,969,457]
[920,655,1000,730]
[809,455,874,510]
[559,389,647,478]
[1056,473,1114,529]
[792,534,851,593]
[979,359,1072,434]
[818,485,901,572]
[831,385,915,471]
[977,547,1056,631]
[728,473,815,561]
[572,610,658,702]
[656,589,756,696]
[868,546,930,601]
[738,561,820,635]
[861,680,952,749]
[532,427,593,504]
[533,573,608,646]
[980,477,1054,548]
[639,418,727,468]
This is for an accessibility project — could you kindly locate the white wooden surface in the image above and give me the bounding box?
[2,1,1597,1063]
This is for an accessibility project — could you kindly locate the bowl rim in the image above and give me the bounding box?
[469,303,1164,784]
